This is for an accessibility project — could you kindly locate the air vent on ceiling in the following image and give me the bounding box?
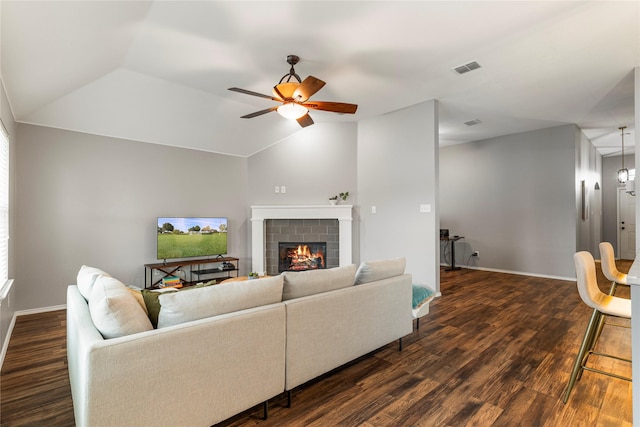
[464,119,482,126]
[454,61,481,75]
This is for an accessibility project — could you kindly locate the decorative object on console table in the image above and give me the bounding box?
[161,276,183,288]
[328,196,338,205]
[248,272,259,280]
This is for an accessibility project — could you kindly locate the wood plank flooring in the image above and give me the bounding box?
[1,264,633,426]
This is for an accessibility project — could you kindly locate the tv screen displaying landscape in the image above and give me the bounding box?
[157,217,228,260]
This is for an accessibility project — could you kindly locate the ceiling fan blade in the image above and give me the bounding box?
[302,101,358,114]
[228,87,280,101]
[292,76,326,102]
[296,113,314,128]
[241,106,278,119]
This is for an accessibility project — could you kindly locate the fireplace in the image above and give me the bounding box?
[251,205,353,275]
[279,242,327,272]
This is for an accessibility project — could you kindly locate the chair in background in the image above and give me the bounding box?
[563,251,632,403]
[599,242,628,295]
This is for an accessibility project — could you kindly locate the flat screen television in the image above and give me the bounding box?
[157,217,228,260]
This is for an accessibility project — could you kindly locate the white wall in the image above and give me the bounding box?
[440,124,581,279]
[15,124,249,310]
[357,100,439,291]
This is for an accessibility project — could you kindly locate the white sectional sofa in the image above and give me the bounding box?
[67,258,415,426]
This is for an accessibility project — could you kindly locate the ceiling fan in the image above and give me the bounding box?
[228,55,358,128]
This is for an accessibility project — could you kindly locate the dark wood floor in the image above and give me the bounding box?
[1,264,632,426]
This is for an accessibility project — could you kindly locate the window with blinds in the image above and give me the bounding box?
[0,125,8,284]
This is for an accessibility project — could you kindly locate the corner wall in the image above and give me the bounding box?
[357,100,439,291]
[575,128,603,256]
[247,122,358,262]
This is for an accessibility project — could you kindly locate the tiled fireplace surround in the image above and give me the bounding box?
[267,219,337,275]
[251,205,353,275]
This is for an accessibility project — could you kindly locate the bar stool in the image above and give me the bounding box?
[599,242,628,295]
[563,251,632,403]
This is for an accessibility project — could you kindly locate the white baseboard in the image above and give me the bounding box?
[440,263,575,282]
[15,304,66,317]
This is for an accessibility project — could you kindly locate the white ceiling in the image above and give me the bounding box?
[1,1,638,157]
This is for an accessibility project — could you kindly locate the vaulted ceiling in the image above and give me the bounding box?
[1,1,638,157]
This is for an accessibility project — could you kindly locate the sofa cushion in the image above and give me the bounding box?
[355,258,406,285]
[89,276,154,339]
[157,275,284,329]
[77,265,111,300]
[282,264,357,300]
[141,280,220,327]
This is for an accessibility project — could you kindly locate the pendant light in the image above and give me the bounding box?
[618,126,629,183]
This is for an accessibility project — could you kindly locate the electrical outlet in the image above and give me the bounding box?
[472,251,480,257]
[274,186,280,194]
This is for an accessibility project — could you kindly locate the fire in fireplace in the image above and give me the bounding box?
[279,242,327,272]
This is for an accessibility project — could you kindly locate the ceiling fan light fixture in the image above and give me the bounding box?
[272,82,299,100]
[277,102,308,120]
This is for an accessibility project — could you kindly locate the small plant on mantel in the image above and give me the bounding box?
[339,191,349,201]
[329,195,338,205]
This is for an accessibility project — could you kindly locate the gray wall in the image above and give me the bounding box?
[602,154,634,256]
[440,124,582,279]
[358,100,440,290]
[15,124,249,310]
[247,122,357,206]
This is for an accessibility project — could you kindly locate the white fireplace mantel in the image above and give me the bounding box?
[251,205,353,274]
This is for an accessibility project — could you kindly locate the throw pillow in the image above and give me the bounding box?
[281,264,357,300]
[141,288,179,328]
[76,265,111,301]
[89,276,153,339]
[156,275,284,329]
[126,287,148,315]
[354,257,406,285]
[412,285,435,309]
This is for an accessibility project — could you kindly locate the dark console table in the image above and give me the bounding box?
[441,236,463,271]
[144,257,239,288]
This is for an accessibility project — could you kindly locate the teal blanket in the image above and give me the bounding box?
[412,285,434,309]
